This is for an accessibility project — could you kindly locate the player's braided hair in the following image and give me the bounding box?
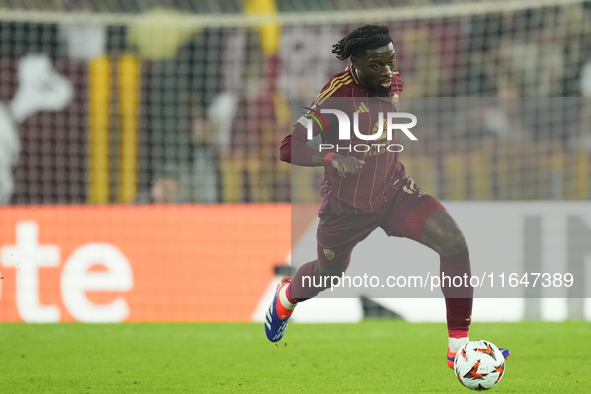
[332,25,393,61]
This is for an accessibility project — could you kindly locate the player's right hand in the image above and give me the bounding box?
[330,155,365,178]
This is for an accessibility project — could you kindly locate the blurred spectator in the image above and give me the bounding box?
[59,0,106,60]
[0,54,73,204]
[151,176,180,203]
[188,99,221,203]
[132,11,224,203]
[581,59,591,97]
[217,29,289,203]
[399,27,443,97]
[136,167,180,204]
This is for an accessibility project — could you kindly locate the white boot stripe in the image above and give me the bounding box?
[279,284,297,310]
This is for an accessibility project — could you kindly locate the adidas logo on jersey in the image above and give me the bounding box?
[356,102,369,113]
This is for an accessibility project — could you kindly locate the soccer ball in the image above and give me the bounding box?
[454,340,506,391]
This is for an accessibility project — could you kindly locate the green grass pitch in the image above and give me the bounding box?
[0,321,589,393]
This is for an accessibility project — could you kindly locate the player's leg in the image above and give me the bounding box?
[417,208,467,256]
[415,208,474,367]
[265,213,375,342]
[288,243,354,301]
[387,186,510,367]
[419,209,472,325]
[265,244,355,343]
[387,197,471,331]
[418,208,511,366]
[382,177,474,368]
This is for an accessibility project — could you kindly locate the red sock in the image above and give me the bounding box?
[449,329,469,339]
[288,260,321,302]
[285,283,297,304]
[440,248,473,333]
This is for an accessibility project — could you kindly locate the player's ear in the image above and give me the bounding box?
[351,56,359,70]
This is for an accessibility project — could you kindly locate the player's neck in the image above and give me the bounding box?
[353,68,367,90]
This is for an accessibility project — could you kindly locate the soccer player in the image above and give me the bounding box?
[265,25,510,368]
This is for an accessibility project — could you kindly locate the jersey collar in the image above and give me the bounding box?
[348,65,359,85]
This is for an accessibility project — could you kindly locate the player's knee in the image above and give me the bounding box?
[423,210,467,256]
[438,227,467,256]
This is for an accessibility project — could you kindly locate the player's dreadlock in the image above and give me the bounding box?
[332,25,393,61]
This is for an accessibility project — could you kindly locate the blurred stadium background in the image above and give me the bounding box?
[0,0,589,205]
[0,0,589,324]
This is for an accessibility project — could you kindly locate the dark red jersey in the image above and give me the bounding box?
[280,66,406,215]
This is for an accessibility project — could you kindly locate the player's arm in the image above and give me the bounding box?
[279,125,364,177]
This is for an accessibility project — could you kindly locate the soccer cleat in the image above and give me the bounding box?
[447,347,457,369]
[447,346,511,369]
[499,347,511,359]
[265,277,295,342]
